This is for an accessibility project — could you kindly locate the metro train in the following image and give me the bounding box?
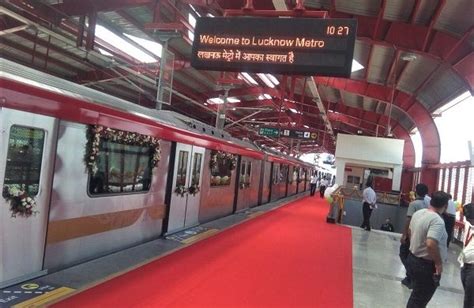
[0,59,332,287]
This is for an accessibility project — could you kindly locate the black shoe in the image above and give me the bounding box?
[365,227,371,231]
[401,277,413,289]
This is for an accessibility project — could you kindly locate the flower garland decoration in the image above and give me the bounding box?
[85,125,161,174]
[188,184,200,196]
[2,186,38,218]
[209,150,237,171]
[174,185,187,197]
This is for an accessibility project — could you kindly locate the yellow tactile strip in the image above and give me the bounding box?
[12,287,75,308]
[180,229,220,244]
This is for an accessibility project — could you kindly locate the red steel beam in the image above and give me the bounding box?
[409,0,422,24]
[422,0,446,52]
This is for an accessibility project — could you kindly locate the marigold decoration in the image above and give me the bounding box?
[175,185,187,197]
[2,186,38,218]
[188,184,200,196]
[209,150,237,170]
[85,125,161,174]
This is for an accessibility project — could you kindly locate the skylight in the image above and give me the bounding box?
[98,48,114,57]
[289,108,299,114]
[266,74,280,85]
[188,13,196,42]
[351,59,364,73]
[95,25,158,63]
[258,94,272,100]
[241,73,259,85]
[189,4,201,17]
[123,33,163,58]
[257,73,275,88]
[303,125,309,128]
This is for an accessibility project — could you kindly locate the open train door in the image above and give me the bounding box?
[167,144,205,234]
[0,109,57,287]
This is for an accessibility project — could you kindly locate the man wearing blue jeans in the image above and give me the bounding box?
[406,191,448,308]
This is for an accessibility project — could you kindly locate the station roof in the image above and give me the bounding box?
[1,0,472,158]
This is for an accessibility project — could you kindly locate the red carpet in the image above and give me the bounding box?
[53,197,353,308]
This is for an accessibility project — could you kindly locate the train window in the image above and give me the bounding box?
[88,140,152,195]
[289,166,297,184]
[176,151,189,187]
[239,161,251,188]
[191,153,202,186]
[210,155,232,186]
[280,165,288,183]
[273,164,280,184]
[2,125,45,198]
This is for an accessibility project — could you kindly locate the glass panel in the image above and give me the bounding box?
[176,151,189,187]
[273,165,280,184]
[210,154,232,186]
[3,125,45,197]
[89,139,152,195]
[247,162,252,184]
[192,153,202,186]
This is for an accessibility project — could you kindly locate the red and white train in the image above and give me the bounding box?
[0,59,330,287]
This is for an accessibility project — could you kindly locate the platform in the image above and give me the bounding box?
[0,195,465,307]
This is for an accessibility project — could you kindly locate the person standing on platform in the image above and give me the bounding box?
[319,177,329,198]
[400,183,429,289]
[310,174,317,196]
[442,194,456,247]
[360,179,376,231]
[406,191,449,308]
[459,203,474,308]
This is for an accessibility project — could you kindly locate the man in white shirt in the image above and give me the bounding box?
[406,191,449,308]
[442,194,457,247]
[400,183,429,289]
[360,179,376,231]
[460,203,474,308]
[310,174,317,196]
[319,177,329,198]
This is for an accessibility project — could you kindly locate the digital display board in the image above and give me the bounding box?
[191,17,357,77]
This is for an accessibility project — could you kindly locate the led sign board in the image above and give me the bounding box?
[191,17,357,77]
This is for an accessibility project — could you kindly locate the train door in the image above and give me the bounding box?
[167,143,204,234]
[0,109,57,287]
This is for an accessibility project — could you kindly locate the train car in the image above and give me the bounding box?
[0,59,314,287]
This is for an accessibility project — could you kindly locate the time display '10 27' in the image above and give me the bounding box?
[326,26,350,36]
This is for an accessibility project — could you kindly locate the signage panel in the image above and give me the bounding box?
[258,127,318,140]
[259,127,280,137]
[191,17,357,77]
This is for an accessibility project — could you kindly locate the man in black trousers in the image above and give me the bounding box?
[400,183,429,289]
[406,191,449,308]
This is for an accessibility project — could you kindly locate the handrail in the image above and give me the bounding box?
[337,186,401,206]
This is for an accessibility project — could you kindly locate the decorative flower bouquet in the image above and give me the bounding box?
[209,150,237,170]
[175,185,187,197]
[85,125,161,174]
[2,186,38,218]
[188,184,200,196]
